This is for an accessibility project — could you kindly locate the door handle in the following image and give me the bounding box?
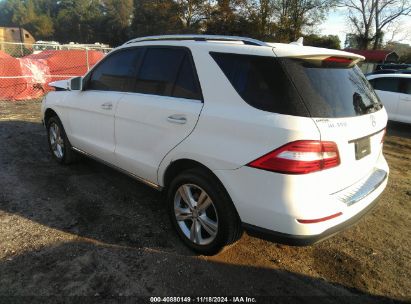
[101,102,113,110]
[167,114,187,124]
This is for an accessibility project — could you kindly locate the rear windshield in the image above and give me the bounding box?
[211,52,382,118]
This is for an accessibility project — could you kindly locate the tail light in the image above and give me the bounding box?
[323,56,353,64]
[247,140,340,174]
[322,56,356,68]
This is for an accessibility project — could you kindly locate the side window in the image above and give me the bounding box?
[371,77,400,93]
[210,52,308,116]
[134,47,202,100]
[399,78,411,95]
[87,48,140,92]
[172,54,202,100]
[135,48,184,97]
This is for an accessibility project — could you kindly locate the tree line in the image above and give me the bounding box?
[344,0,410,50]
[0,0,409,49]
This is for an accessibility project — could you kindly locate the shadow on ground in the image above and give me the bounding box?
[0,241,404,303]
[0,120,407,302]
[386,121,411,139]
[0,120,179,253]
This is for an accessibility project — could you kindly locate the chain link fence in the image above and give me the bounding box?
[0,42,112,102]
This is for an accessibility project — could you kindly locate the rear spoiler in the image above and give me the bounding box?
[269,43,365,64]
[285,54,364,66]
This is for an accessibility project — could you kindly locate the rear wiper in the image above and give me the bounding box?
[353,93,381,115]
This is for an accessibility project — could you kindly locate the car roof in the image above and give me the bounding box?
[367,73,411,79]
[120,35,365,61]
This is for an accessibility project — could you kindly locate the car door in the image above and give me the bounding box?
[114,46,203,184]
[397,77,411,123]
[66,48,139,163]
[369,76,400,121]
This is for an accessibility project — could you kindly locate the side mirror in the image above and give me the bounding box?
[69,76,83,91]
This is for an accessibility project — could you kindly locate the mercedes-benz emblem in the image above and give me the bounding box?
[370,115,376,127]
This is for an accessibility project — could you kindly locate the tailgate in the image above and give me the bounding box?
[274,52,387,192]
[313,110,387,193]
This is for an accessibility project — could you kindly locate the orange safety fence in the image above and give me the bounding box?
[0,49,106,101]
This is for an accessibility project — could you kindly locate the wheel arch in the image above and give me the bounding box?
[44,108,59,125]
[43,106,73,144]
[163,159,216,188]
[162,158,241,215]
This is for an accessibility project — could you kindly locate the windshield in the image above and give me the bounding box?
[280,58,383,118]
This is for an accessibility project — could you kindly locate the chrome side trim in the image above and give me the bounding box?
[332,168,387,206]
[71,147,162,191]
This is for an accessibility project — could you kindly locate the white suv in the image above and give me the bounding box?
[41,35,389,255]
[366,73,411,124]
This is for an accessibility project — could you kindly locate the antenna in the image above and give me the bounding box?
[290,37,304,46]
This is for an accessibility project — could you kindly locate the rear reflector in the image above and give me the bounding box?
[297,212,343,224]
[247,140,340,174]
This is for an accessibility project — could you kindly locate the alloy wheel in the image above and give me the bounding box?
[174,184,218,245]
[49,122,64,159]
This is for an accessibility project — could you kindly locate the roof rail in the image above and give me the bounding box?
[124,35,270,47]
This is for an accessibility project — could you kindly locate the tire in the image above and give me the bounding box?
[167,167,243,255]
[46,116,76,165]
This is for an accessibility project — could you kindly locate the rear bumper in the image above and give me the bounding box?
[243,192,382,246]
[213,151,389,242]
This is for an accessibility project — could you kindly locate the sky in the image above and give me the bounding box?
[320,8,411,48]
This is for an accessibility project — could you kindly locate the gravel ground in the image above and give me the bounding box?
[0,100,410,303]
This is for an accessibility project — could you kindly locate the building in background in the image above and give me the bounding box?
[345,49,399,73]
[0,27,36,56]
[0,27,35,45]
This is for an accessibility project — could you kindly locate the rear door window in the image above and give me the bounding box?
[173,54,202,100]
[134,47,202,100]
